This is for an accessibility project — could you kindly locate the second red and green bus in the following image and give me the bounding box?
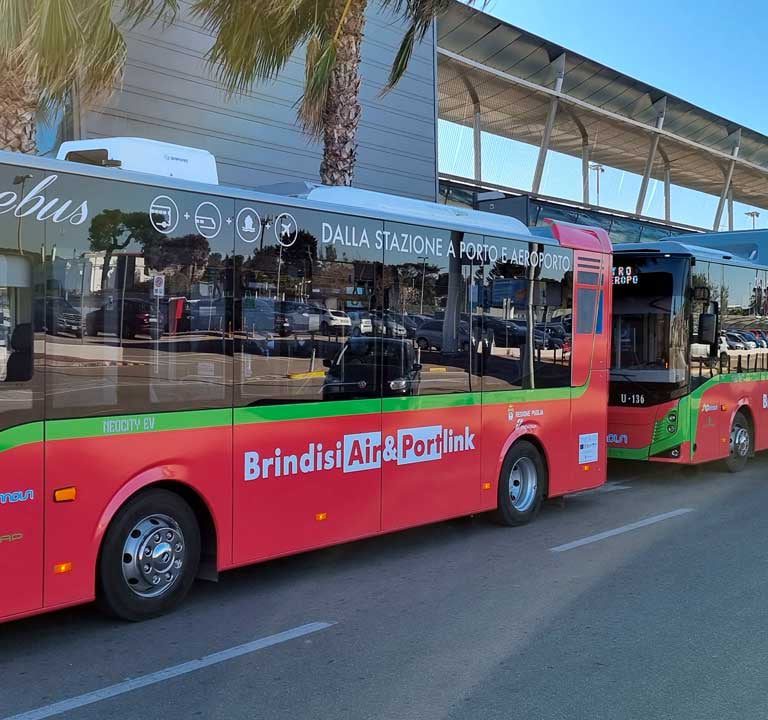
[608,235,768,471]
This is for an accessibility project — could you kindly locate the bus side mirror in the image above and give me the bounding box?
[699,313,717,345]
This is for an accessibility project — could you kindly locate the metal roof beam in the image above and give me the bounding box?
[713,130,741,230]
[635,97,667,216]
[531,53,566,195]
[438,48,768,177]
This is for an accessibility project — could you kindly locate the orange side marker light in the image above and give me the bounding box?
[482,482,492,490]
[54,487,77,503]
[315,512,328,521]
[53,562,72,574]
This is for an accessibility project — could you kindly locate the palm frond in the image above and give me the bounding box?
[299,29,336,136]
[191,0,330,95]
[381,0,487,91]
[120,0,180,28]
[0,0,34,55]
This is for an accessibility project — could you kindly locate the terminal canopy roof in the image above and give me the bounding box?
[437,1,768,212]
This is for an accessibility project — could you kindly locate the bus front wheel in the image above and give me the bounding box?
[493,441,547,526]
[97,489,201,621]
[725,410,752,473]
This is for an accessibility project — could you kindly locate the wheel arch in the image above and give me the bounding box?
[498,432,551,499]
[95,477,219,589]
[733,401,755,455]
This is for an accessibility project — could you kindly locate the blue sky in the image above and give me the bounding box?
[439,0,768,230]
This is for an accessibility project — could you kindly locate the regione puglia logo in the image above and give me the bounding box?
[244,425,476,480]
[0,174,88,225]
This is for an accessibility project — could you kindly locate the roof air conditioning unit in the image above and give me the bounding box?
[56,137,219,184]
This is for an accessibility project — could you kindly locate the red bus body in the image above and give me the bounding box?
[0,154,611,623]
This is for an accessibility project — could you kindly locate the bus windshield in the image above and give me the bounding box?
[611,255,690,385]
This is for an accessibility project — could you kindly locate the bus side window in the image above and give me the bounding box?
[575,287,598,334]
[0,257,33,383]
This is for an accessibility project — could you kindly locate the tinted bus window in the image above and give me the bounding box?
[0,166,45,432]
[384,223,482,396]
[234,205,383,406]
[43,173,234,419]
[481,239,573,391]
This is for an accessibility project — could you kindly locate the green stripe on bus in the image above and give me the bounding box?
[0,422,43,452]
[45,408,233,442]
[1,380,591,451]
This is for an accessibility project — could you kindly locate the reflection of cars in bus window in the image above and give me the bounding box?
[85,297,164,340]
[34,297,82,337]
[322,338,420,399]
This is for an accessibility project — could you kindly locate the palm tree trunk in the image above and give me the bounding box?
[0,55,37,154]
[320,0,368,186]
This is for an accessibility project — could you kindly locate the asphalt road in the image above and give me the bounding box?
[3,457,768,720]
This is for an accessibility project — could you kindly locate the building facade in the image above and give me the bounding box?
[71,3,439,201]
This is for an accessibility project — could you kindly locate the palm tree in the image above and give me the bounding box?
[1,0,482,185]
[186,0,485,185]
[0,0,145,153]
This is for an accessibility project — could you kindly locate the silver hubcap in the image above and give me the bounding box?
[509,457,538,512]
[731,424,750,458]
[122,514,185,598]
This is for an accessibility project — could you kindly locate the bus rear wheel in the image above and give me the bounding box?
[724,410,752,473]
[493,440,547,526]
[97,489,200,621]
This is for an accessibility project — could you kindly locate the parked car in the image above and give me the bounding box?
[315,307,351,335]
[242,298,291,337]
[34,297,82,337]
[347,310,374,336]
[483,317,548,349]
[415,319,477,352]
[742,330,767,348]
[323,337,420,400]
[282,302,322,333]
[370,311,407,338]
[724,332,746,350]
[85,297,164,340]
[729,330,757,349]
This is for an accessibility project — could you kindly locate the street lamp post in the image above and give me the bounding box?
[746,210,760,230]
[589,162,605,206]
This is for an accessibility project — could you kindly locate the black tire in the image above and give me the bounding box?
[493,441,547,526]
[417,337,429,351]
[724,410,752,473]
[320,321,330,335]
[97,489,200,621]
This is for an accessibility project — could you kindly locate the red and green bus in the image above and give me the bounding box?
[608,237,768,471]
[0,149,611,622]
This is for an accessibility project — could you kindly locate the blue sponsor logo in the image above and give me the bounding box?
[0,489,35,505]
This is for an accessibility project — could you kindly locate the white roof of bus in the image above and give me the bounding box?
[1,150,544,242]
[614,240,768,269]
[256,181,531,237]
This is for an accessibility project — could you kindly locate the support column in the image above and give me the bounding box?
[582,139,590,205]
[635,97,667,216]
[532,54,566,195]
[664,164,671,223]
[713,129,741,231]
[473,103,482,184]
[727,188,734,231]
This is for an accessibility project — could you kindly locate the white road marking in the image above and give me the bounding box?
[2,621,334,720]
[550,508,695,553]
